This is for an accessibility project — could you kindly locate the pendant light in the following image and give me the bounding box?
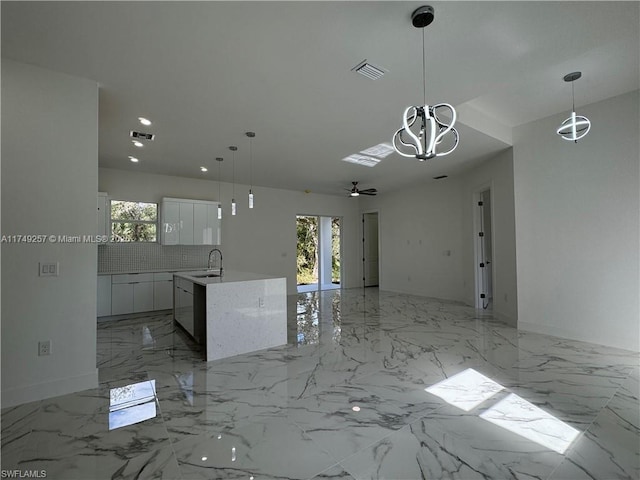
[246,131,255,209]
[216,157,223,220]
[229,146,238,216]
[392,5,459,161]
[556,71,591,142]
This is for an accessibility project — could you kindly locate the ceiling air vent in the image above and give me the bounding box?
[130,131,155,141]
[433,175,448,180]
[352,60,386,80]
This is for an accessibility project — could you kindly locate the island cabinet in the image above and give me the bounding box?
[161,198,220,245]
[173,276,206,343]
[173,271,287,361]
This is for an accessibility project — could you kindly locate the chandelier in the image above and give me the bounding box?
[556,71,591,142]
[393,6,459,161]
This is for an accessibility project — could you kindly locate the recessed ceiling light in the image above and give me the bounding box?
[201,456,207,462]
[128,156,139,163]
[138,117,152,126]
[200,166,208,172]
[132,140,144,148]
[352,405,361,412]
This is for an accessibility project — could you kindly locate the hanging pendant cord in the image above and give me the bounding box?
[571,80,575,112]
[249,139,253,190]
[422,27,427,106]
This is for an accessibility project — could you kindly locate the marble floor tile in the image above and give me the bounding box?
[0,400,41,469]
[340,402,567,480]
[548,370,640,480]
[172,418,337,480]
[2,288,638,480]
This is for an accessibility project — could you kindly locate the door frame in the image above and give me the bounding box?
[473,183,495,309]
[361,209,380,288]
[295,213,343,291]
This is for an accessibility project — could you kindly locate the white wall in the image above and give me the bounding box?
[360,179,465,300]
[460,149,518,325]
[1,60,99,406]
[513,90,639,352]
[359,149,517,317]
[99,168,361,295]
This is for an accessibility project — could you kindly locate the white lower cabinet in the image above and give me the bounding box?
[111,283,134,315]
[97,275,112,317]
[110,273,154,316]
[133,281,154,313]
[98,271,177,317]
[153,272,174,310]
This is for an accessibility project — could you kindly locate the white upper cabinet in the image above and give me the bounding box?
[162,201,180,245]
[161,198,221,245]
[97,192,108,236]
[179,202,194,245]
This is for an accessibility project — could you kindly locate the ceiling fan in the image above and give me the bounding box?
[346,181,377,197]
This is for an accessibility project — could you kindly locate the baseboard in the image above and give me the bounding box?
[1,369,99,408]
[519,321,639,353]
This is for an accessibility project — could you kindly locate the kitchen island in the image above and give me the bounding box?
[173,270,287,361]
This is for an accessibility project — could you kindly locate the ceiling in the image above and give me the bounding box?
[2,2,638,196]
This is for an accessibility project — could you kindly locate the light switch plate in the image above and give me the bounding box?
[39,262,59,277]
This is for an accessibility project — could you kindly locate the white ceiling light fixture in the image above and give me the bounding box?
[556,71,591,143]
[138,117,152,126]
[128,156,139,163]
[216,157,223,220]
[246,132,255,209]
[392,5,459,161]
[229,146,238,216]
[132,140,144,148]
[200,166,208,173]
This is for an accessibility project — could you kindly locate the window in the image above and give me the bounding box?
[110,200,157,242]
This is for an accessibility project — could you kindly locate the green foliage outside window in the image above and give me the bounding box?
[296,216,341,285]
[110,201,157,242]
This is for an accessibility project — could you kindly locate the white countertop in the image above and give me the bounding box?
[98,267,204,276]
[173,270,284,286]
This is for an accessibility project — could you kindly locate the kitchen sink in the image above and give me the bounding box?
[192,272,221,278]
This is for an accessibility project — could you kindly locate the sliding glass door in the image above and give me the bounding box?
[296,215,341,292]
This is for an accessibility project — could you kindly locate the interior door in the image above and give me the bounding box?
[363,212,379,287]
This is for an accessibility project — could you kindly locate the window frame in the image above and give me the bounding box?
[109,200,159,244]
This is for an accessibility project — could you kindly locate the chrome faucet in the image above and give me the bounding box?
[208,248,223,275]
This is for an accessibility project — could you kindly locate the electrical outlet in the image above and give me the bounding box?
[258,297,265,308]
[182,254,188,261]
[38,340,51,356]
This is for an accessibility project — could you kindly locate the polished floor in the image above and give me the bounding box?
[2,289,639,479]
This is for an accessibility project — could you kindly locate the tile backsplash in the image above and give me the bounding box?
[98,243,214,273]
